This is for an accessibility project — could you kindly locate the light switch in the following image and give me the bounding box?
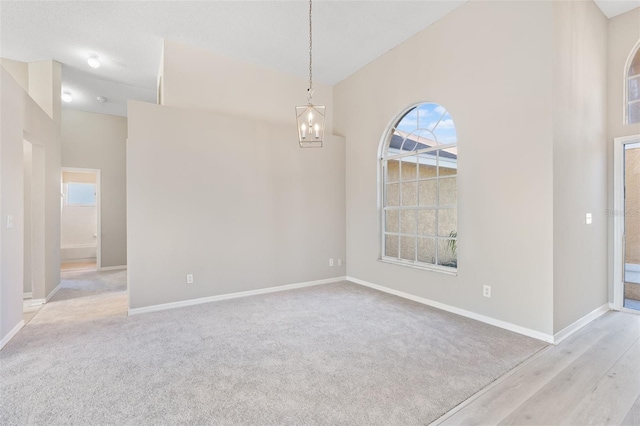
[585,213,592,225]
[6,215,13,229]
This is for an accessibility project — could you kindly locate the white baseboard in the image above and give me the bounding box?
[27,298,46,307]
[0,320,25,351]
[100,265,127,271]
[46,282,62,302]
[346,276,555,344]
[23,292,32,299]
[553,304,610,345]
[129,276,347,316]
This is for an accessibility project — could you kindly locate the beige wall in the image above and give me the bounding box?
[23,142,32,294]
[335,1,555,336]
[61,110,127,268]
[27,60,61,127]
[626,147,640,264]
[161,39,334,132]
[1,67,61,345]
[0,58,28,92]
[607,7,640,300]
[552,0,609,333]
[127,101,346,309]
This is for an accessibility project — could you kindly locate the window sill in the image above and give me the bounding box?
[378,257,458,276]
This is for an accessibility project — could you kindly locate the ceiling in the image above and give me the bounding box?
[1,1,638,117]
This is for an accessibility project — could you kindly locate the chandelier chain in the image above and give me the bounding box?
[308,0,313,102]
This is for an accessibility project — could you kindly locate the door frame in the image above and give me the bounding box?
[60,167,101,270]
[613,135,640,311]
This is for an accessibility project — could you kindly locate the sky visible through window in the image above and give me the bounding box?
[395,103,457,145]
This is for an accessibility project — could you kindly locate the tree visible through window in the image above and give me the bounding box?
[628,44,640,124]
[380,103,457,271]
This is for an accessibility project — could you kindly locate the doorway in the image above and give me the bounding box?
[614,136,640,311]
[60,168,101,272]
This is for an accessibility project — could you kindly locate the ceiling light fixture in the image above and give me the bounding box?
[295,0,325,148]
[87,55,100,69]
[97,96,107,103]
[61,91,73,103]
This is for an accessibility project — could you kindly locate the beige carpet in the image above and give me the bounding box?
[1,271,546,425]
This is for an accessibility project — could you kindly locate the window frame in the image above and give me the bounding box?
[625,39,640,125]
[378,102,458,275]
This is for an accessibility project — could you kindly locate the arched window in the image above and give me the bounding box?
[380,103,457,272]
[627,43,640,124]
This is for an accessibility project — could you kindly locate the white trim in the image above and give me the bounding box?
[552,304,610,345]
[99,265,127,271]
[23,292,32,299]
[46,282,62,302]
[0,320,25,351]
[624,39,640,124]
[613,135,640,310]
[128,276,347,316]
[26,298,46,306]
[621,307,640,315]
[346,276,554,343]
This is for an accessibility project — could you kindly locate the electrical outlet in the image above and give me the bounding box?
[483,285,491,298]
[585,213,592,225]
[329,258,334,267]
[186,274,194,284]
[6,215,13,229]
[337,259,343,266]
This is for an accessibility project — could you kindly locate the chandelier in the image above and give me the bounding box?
[295,0,325,148]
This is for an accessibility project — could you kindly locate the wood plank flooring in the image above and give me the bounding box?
[434,311,640,426]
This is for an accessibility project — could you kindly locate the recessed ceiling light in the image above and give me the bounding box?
[87,55,100,69]
[61,92,73,103]
[97,96,107,103]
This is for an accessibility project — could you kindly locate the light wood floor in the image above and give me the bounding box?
[434,310,640,425]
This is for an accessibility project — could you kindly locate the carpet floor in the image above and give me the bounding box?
[1,271,546,425]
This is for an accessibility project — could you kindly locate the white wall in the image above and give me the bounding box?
[161,39,334,132]
[607,7,640,302]
[334,0,555,336]
[1,67,61,346]
[552,0,609,333]
[127,101,346,309]
[61,110,127,268]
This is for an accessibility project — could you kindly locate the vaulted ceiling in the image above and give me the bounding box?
[1,1,638,117]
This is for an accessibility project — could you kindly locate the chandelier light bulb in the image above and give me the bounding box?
[87,55,100,69]
[314,124,320,139]
[301,124,307,139]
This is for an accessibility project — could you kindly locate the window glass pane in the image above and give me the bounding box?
[417,209,436,236]
[417,237,436,264]
[400,236,416,261]
[418,153,438,178]
[419,180,437,206]
[439,177,457,206]
[396,107,418,133]
[386,160,400,183]
[400,209,417,235]
[437,238,457,268]
[67,183,96,205]
[630,48,640,76]
[630,102,640,124]
[385,234,399,258]
[386,183,400,207]
[418,103,447,131]
[400,159,417,181]
[401,182,417,206]
[438,208,457,237]
[385,210,399,233]
[438,150,457,177]
[432,112,457,145]
[629,76,640,102]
